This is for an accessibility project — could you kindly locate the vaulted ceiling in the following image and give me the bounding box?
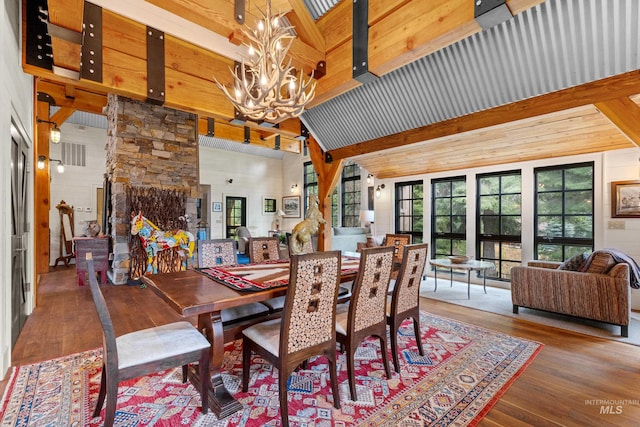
[25,0,640,179]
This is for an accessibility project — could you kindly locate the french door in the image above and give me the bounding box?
[225,196,247,238]
[11,124,29,347]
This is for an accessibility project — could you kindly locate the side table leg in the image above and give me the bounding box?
[434,268,438,292]
[467,270,471,299]
[450,269,453,287]
[483,269,487,294]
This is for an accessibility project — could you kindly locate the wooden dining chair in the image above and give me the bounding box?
[242,251,342,426]
[197,238,237,268]
[85,253,211,427]
[386,243,429,372]
[335,246,395,400]
[384,233,412,264]
[248,236,281,262]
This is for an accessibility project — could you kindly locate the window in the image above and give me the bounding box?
[341,164,361,227]
[330,187,339,226]
[225,196,246,239]
[432,177,466,258]
[477,171,522,280]
[395,181,423,243]
[535,162,594,261]
[303,161,317,214]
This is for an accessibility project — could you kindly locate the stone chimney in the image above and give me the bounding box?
[105,94,199,284]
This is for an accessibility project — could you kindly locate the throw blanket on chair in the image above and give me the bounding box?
[581,248,640,289]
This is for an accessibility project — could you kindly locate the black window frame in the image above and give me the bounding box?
[341,164,361,227]
[534,162,594,261]
[431,176,466,259]
[476,170,522,281]
[394,180,424,243]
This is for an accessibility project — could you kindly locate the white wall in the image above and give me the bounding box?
[198,146,292,238]
[49,124,108,264]
[1,0,36,375]
[370,148,640,308]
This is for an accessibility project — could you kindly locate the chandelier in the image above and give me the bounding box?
[215,0,316,122]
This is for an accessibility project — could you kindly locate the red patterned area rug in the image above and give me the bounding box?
[0,312,541,426]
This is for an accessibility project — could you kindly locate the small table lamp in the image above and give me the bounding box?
[275,209,286,230]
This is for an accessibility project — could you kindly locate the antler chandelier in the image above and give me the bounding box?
[215,0,316,122]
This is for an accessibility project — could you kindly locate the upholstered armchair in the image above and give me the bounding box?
[235,226,251,254]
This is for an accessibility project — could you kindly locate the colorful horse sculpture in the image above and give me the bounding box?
[130,212,195,274]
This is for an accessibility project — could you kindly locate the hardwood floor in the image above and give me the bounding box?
[3,267,640,426]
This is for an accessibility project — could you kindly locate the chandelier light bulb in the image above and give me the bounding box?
[213,0,316,121]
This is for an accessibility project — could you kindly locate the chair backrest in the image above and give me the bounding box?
[248,237,280,263]
[280,251,342,357]
[85,253,119,372]
[198,238,237,268]
[390,243,429,315]
[384,234,412,262]
[349,246,395,332]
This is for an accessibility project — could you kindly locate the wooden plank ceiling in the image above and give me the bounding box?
[24,0,640,178]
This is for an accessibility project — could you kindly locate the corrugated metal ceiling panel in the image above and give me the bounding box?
[302,0,640,151]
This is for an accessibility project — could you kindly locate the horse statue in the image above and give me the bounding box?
[130,211,195,274]
[290,194,326,255]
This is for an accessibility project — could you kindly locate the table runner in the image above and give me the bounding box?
[197,256,361,292]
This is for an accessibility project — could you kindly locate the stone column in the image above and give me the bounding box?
[105,94,199,284]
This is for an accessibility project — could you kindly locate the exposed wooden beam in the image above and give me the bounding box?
[312,0,544,105]
[196,117,301,153]
[36,80,107,114]
[285,0,325,53]
[307,136,343,251]
[595,97,640,148]
[145,0,323,74]
[329,70,640,161]
[50,106,76,126]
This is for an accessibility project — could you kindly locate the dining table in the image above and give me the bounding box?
[141,255,361,418]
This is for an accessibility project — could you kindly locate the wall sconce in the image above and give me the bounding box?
[290,184,298,193]
[37,155,46,170]
[37,156,64,173]
[375,184,385,198]
[50,158,65,173]
[36,118,61,144]
[366,174,373,185]
[226,178,233,184]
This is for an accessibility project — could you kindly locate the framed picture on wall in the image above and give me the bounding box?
[263,197,276,214]
[282,195,301,218]
[212,202,222,212]
[611,180,640,218]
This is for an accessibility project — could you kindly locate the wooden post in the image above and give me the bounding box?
[34,99,52,278]
[307,136,344,251]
